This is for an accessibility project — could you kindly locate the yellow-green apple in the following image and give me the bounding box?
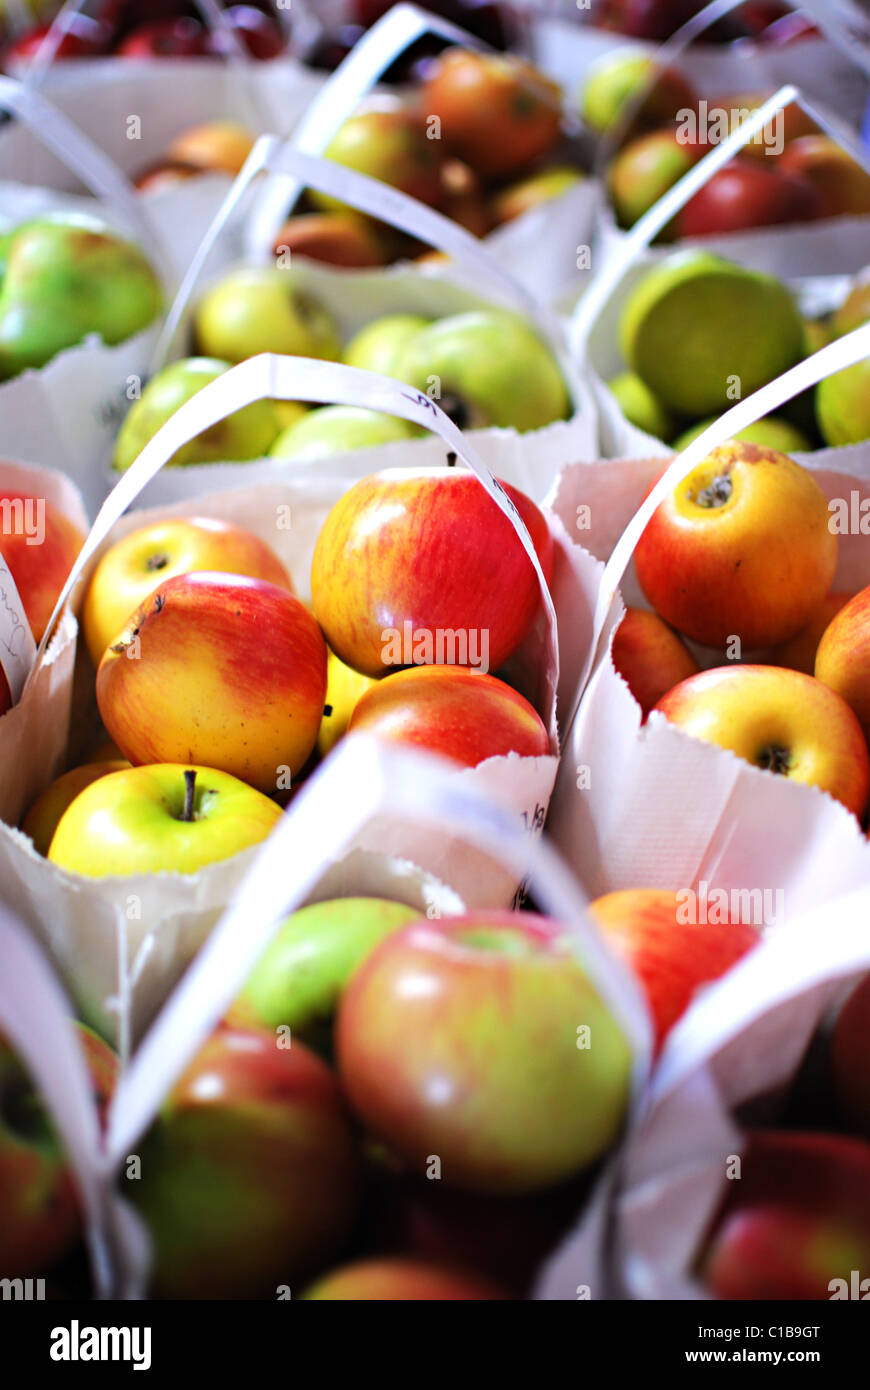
[347,665,550,767]
[194,267,341,364]
[82,515,293,668]
[422,49,562,178]
[228,898,420,1039]
[0,492,85,714]
[491,167,584,225]
[671,415,812,454]
[607,129,699,232]
[611,608,700,720]
[0,1024,117,1274]
[342,314,429,376]
[311,468,553,678]
[653,665,870,817]
[588,889,758,1054]
[770,591,851,676]
[111,358,283,472]
[816,359,870,447]
[271,213,391,269]
[580,51,695,136]
[831,974,870,1136]
[700,1130,870,1299]
[21,760,129,857]
[675,160,821,239]
[606,372,674,441]
[47,765,283,877]
[166,120,256,175]
[302,1257,506,1300]
[392,310,570,431]
[317,649,376,757]
[634,442,837,650]
[311,98,446,214]
[269,406,419,461]
[336,912,633,1193]
[127,1026,360,1299]
[780,136,870,218]
[816,585,870,741]
[96,573,328,791]
[832,276,870,338]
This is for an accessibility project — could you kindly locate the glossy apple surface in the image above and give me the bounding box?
[21,760,129,857]
[780,136,870,218]
[676,159,820,238]
[83,516,293,669]
[634,442,837,650]
[194,267,341,364]
[302,1257,506,1300]
[769,591,851,676]
[347,665,550,767]
[128,1027,360,1298]
[337,912,632,1193]
[653,665,870,818]
[815,585,870,740]
[589,889,758,1053]
[0,492,84,644]
[311,468,553,678]
[317,648,376,757]
[611,608,699,719]
[96,573,327,792]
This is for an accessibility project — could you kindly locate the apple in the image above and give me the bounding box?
[269,406,419,461]
[116,17,211,58]
[779,136,870,219]
[606,372,674,441]
[348,665,550,767]
[4,14,112,62]
[166,121,256,177]
[595,0,704,42]
[302,1257,506,1300]
[21,760,129,857]
[392,310,570,432]
[675,160,821,239]
[653,665,870,817]
[96,574,327,793]
[228,897,420,1040]
[337,912,632,1193]
[133,161,201,196]
[440,160,492,238]
[0,1023,117,1275]
[82,515,293,669]
[670,415,812,454]
[112,358,283,474]
[128,1026,360,1298]
[342,314,429,376]
[271,213,390,269]
[832,275,870,338]
[611,608,700,720]
[588,889,758,1054]
[712,91,820,162]
[831,973,870,1136]
[634,442,837,650]
[422,49,562,179]
[816,358,870,447]
[580,52,695,136]
[0,492,84,646]
[700,1130,870,1299]
[607,129,700,233]
[311,99,446,214]
[491,166,584,225]
[48,764,283,878]
[194,267,341,364]
[317,648,376,757]
[213,5,285,61]
[769,592,851,676]
[815,585,870,741]
[311,467,554,678]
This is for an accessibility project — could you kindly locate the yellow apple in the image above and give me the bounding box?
[21,760,129,857]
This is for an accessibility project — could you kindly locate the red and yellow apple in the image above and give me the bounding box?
[166,120,256,176]
[611,607,700,719]
[815,585,870,742]
[769,591,851,676]
[780,136,870,219]
[302,1257,506,1301]
[675,159,821,238]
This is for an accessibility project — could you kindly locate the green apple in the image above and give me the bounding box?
[47,765,283,877]
[228,898,420,1037]
[269,405,419,460]
[492,166,585,224]
[579,51,694,136]
[194,266,342,364]
[392,310,570,432]
[671,414,812,454]
[310,99,446,216]
[619,251,805,418]
[342,314,430,377]
[607,371,674,441]
[816,358,870,446]
[112,357,283,471]
[606,130,698,233]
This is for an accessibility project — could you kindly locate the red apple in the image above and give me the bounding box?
[311,468,553,679]
[780,136,870,219]
[701,1130,870,1299]
[634,442,837,650]
[0,1024,117,1275]
[596,0,706,42]
[95,572,327,793]
[611,608,700,719]
[653,665,870,818]
[336,912,633,1194]
[588,889,758,1054]
[815,585,870,743]
[4,16,112,63]
[769,591,852,676]
[676,159,821,238]
[128,1026,360,1298]
[213,6,285,61]
[347,665,549,767]
[116,18,211,59]
[831,973,870,1136]
[302,1256,506,1300]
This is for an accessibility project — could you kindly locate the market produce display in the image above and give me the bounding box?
[3,0,870,1330]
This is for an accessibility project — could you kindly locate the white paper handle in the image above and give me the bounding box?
[29,354,559,693]
[107,735,652,1171]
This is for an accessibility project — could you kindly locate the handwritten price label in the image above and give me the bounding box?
[0,556,37,704]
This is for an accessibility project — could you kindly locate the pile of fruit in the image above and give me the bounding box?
[3,0,870,1310]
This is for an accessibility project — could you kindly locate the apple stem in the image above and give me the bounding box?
[181,769,197,822]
